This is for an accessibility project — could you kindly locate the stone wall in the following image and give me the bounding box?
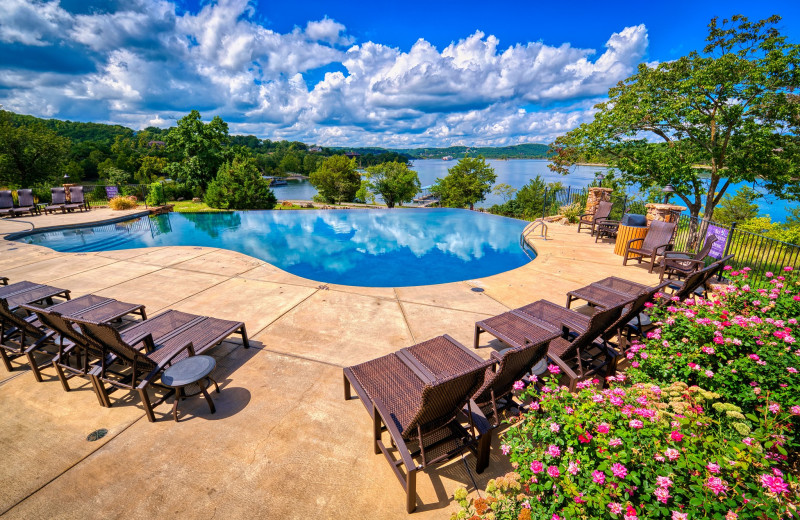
[585,187,612,215]
[645,203,686,223]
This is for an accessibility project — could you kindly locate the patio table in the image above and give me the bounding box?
[161,355,219,422]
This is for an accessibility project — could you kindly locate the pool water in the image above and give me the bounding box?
[14,209,534,287]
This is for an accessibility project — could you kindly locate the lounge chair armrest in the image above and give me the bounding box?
[372,395,418,470]
[579,212,593,219]
[460,399,493,436]
[136,341,196,389]
[124,331,156,352]
[625,237,645,248]
[560,319,587,337]
[653,243,672,255]
[490,350,506,361]
[663,250,692,258]
[546,352,580,381]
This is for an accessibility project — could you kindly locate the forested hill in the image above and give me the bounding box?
[6,112,147,145]
[395,144,550,159]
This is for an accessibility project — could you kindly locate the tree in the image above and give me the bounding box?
[309,155,360,204]
[549,15,800,220]
[713,186,760,225]
[493,183,518,203]
[136,156,168,184]
[165,110,230,189]
[364,161,421,208]
[431,155,497,209]
[204,156,276,210]
[0,111,70,187]
[279,153,301,174]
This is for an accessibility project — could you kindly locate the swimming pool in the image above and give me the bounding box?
[12,209,534,287]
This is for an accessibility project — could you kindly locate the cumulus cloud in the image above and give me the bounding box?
[0,0,650,146]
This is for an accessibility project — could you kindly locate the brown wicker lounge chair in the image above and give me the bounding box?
[622,220,677,273]
[0,190,14,217]
[0,298,57,381]
[73,310,248,421]
[343,340,493,513]
[10,189,37,217]
[44,188,67,214]
[667,254,734,300]
[21,295,147,398]
[0,281,71,312]
[578,201,613,236]
[67,186,90,212]
[659,235,718,281]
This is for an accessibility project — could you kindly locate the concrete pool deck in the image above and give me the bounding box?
[0,208,660,519]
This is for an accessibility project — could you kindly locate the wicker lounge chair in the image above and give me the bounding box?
[659,235,718,281]
[622,220,677,273]
[668,254,734,300]
[73,310,248,421]
[10,189,37,217]
[44,188,67,214]
[578,201,613,236]
[67,186,90,212]
[0,190,14,217]
[0,298,57,381]
[343,339,493,513]
[0,281,71,312]
[21,295,147,397]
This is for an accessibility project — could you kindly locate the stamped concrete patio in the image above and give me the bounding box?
[0,208,660,519]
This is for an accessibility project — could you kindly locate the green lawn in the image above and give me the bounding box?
[170,200,227,212]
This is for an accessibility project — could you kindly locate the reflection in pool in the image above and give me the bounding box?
[14,209,534,287]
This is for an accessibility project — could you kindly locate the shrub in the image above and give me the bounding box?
[204,156,276,210]
[87,184,107,203]
[453,375,798,520]
[108,196,138,210]
[560,202,583,223]
[627,267,800,452]
[145,182,166,206]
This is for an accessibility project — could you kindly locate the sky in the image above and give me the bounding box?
[1,0,799,147]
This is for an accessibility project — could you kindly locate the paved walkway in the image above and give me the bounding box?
[0,209,660,519]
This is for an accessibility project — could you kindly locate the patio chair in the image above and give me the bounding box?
[343,343,493,513]
[515,300,625,390]
[44,188,67,214]
[0,191,13,217]
[578,201,613,236]
[10,189,37,217]
[669,254,734,300]
[594,218,620,242]
[622,220,677,273]
[74,309,248,421]
[659,235,718,281]
[0,298,56,381]
[67,186,90,212]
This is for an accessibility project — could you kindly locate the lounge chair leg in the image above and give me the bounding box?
[406,470,417,514]
[0,349,13,372]
[343,373,351,400]
[93,378,112,407]
[373,404,382,455]
[53,359,71,392]
[475,428,494,474]
[26,351,44,382]
[239,324,250,348]
[473,325,482,349]
[138,387,157,422]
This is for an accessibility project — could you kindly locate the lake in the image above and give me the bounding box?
[270,159,796,222]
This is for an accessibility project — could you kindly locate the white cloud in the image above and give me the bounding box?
[0,0,650,146]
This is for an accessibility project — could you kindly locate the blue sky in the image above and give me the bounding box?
[1,0,798,146]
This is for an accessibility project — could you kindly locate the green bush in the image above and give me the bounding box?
[87,184,107,202]
[204,156,276,210]
[145,182,166,206]
[309,155,360,204]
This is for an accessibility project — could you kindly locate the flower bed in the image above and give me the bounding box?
[452,265,799,520]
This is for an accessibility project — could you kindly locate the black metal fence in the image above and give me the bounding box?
[79,184,151,207]
[539,186,646,220]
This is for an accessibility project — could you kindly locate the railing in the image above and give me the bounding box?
[673,215,800,279]
[79,184,151,208]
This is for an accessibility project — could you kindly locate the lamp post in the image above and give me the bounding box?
[595,172,605,186]
[662,184,675,204]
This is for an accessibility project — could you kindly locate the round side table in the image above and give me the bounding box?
[161,355,219,422]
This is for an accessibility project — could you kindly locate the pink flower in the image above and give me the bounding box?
[512,380,525,391]
[629,419,644,429]
[742,437,754,446]
[597,423,610,434]
[567,460,580,475]
[592,470,606,485]
[784,266,794,271]
[760,474,789,495]
[656,476,673,488]
[654,486,671,504]
[611,463,628,479]
[608,502,622,515]
[501,444,510,455]
[609,438,623,447]
[550,422,560,433]
[672,512,688,520]
[552,515,560,520]
[788,367,798,374]
[707,463,720,474]
[702,346,715,354]
[791,405,800,415]
[766,271,774,277]
[530,460,543,473]
[665,448,680,461]
[547,364,561,374]
[670,431,684,442]
[726,511,738,520]
[705,476,728,495]
[705,370,715,378]
[769,403,780,414]
[547,465,560,478]
[547,445,561,458]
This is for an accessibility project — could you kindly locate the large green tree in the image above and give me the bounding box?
[165,110,230,189]
[549,15,800,220]
[204,155,276,210]
[431,156,497,209]
[309,155,360,204]
[0,111,70,187]
[364,161,421,208]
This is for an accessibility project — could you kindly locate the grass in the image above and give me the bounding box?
[170,200,227,213]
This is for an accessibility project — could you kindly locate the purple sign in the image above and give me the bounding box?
[105,186,118,199]
[706,224,729,259]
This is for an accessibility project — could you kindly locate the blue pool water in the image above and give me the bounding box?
[13,209,534,287]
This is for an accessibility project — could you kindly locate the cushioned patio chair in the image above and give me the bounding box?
[0,190,14,217]
[343,342,493,513]
[659,235,718,281]
[73,309,248,421]
[44,188,67,214]
[578,200,613,236]
[67,186,90,212]
[10,189,37,217]
[622,220,677,273]
[0,298,57,381]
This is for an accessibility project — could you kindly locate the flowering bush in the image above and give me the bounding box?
[627,266,800,453]
[452,376,797,519]
[108,195,139,210]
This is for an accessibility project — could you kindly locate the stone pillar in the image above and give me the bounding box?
[62,183,77,202]
[585,187,612,215]
[645,203,686,224]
